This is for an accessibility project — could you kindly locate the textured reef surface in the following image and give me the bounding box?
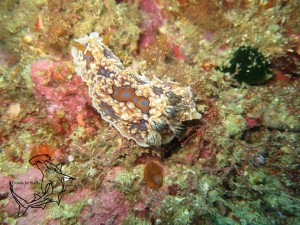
[0,0,299,225]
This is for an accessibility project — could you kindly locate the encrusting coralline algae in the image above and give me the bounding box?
[71,32,201,147]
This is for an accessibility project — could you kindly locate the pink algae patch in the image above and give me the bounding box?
[88,189,131,225]
[30,59,94,135]
[4,168,42,216]
[139,0,163,47]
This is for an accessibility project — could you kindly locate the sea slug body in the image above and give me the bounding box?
[71,32,201,147]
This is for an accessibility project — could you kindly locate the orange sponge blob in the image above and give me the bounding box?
[143,160,164,190]
[30,144,55,159]
[29,154,51,165]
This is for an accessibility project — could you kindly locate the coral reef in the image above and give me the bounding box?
[0,0,299,224]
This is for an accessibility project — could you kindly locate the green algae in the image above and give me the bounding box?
[49,201,86,223]
[115,165,143,188]
[122,215,152,225]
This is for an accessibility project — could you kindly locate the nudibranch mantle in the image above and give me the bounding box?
[71,32,201,147]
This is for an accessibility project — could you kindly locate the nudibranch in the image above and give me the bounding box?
[71,32,201,147]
